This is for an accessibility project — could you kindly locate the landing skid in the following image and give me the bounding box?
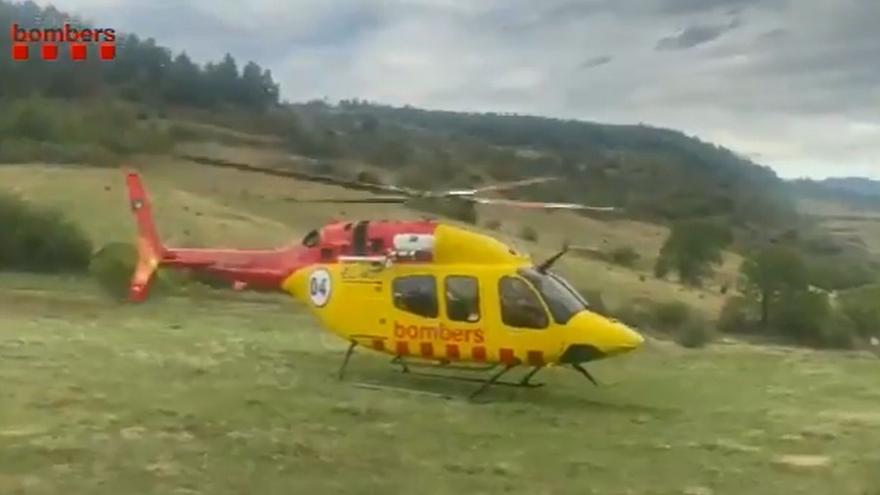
[400,368,546,389]
[335,344,599,401]
[352,382,455,400]
[390,355,498,373]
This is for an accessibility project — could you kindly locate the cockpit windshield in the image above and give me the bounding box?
[302,229,320,247]
[518,267,588,325]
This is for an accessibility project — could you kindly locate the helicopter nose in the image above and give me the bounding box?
[561,312,644,363]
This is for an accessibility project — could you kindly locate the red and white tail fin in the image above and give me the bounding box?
[125,171,165,302]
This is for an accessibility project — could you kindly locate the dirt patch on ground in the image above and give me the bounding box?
[818,411,880,427]
[774,455,832,470]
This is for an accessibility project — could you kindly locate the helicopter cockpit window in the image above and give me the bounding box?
[445,276,480,323]
[302,229,320,248]
[519,268,587,325]
[499,276,549,329]
[393,275,439,318]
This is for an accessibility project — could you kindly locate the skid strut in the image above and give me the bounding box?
[519,366,545,387]
[338,341,357,380]
[572,363,599,386]
[469,364,517,400]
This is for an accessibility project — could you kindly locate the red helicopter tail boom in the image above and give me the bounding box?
[124,171,310,302]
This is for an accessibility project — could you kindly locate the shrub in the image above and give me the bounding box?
[838,286,880,339]
[520,226,538,242]
[654,219,732,286]
[357,170,382,184]
[717,296,755,334]
[0,192,92,272]
[807,257,877,291]
[609,246,640,267]
[652,301,691,331]
[816,311,858,350]
[772,290,832,344]
[675,314,714,349]
[89,242,139,300]
[613,301,652,329]
[0,97,174,164]
[90,242,192,301]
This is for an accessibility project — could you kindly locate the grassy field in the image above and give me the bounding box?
[2,134,878,493]
[798,198,880,260]
[1,273,879,495]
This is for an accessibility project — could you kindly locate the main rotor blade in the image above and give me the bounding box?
[285,196,410,204]
[441,177,559,197]
[467,197,618,211]
[178,154,413,196]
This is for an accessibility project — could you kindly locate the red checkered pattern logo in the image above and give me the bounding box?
[9,22,116,61]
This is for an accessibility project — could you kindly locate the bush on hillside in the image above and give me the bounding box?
[675,314,714,349]
[772,290,832,344]
[654,219,732,287]
[807,257,876,291]
[89,242,139,300]
[609,246,640,267]
[817,311,858,350]
[520,226,538,242]
[90,242,196,301]
[838,286,880,340]
[0,97,174,165]
[485,219,502,231]
[717,296,757,334]
[356,170,382,184]
[612,301,653,329]
[652,300,691,331]
[0,192,92,272]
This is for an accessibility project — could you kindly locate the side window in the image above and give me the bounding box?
[445,276,480,323]
[393,275,438,318]
[499,276,549,329]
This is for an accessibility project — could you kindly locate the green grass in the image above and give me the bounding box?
[1,274,879,495]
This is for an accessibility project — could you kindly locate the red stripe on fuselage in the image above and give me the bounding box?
[396,341,409,356]
[472,346,486,361]
[499,348,516,364]
[445,344,460,360]
[420,342,434,358]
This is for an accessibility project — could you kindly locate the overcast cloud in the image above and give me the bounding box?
[43,0,879,179]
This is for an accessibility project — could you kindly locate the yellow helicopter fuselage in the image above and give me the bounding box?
[282,224,643,367]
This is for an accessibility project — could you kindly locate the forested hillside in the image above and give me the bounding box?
[0,0,796,230]
[289,100,796,226]
[0,1,279,110]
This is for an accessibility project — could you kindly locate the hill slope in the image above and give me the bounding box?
[287,101,796,227]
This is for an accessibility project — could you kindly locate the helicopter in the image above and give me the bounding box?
[125,166,644,399]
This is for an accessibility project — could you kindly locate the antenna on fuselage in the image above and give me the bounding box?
[537,241,570,274]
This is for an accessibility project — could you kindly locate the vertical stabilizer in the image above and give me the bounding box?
[125,171,165,301]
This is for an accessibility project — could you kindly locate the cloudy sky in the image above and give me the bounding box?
[46,0,879,179]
